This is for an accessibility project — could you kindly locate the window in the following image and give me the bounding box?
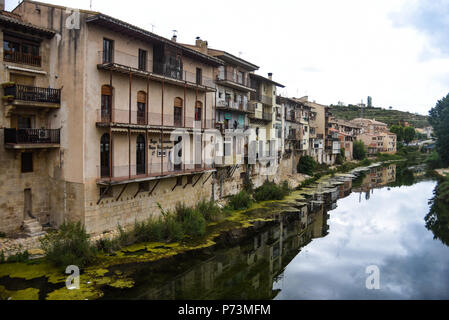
[174,97,183,127]
[100,134,110,178]
[103,38,114,63]
[3,35,40,66]
[18,116,32,129]
[136,134,146,175]
[138,49,147,71]
[99,186,113,198]
[238,71,244,84]
[195,101,202,122]
[139,182,150,192]
[137,91,147,125]
[101,85,112,122]
[21,152,33,173]
[196,68,202,85]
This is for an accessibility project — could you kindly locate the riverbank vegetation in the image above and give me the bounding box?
[426,175,449,246]
[429,93,449,168]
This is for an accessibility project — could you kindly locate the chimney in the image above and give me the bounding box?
[195,37,208,54]
[171,35,177,42]
[0,0,4,11]
[268,73,273,80]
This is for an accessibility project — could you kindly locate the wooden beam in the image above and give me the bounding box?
[202,172,213,186]
[116,183,128,201]
[149,179,160,196]
[97,185,111,205]
[192,173,204,188]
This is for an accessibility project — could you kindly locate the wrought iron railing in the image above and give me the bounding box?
[4,128,60,145]
[3,84,61,104]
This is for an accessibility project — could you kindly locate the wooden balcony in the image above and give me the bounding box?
[4,128,60,149]
[3,51,41,67]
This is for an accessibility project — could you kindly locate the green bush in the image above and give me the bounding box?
[0,251,4,264]
[175,204,206,237]
[40,221,97,268]
[196,200,222,222]
[0,232,6,238]
[166,214,184,241]
[297,156,317,176]
[425,151,443,170]
[360,158,372,166]
[335,153,345,165]
[96,238,121,254]
[254,181,291,202]
[133,216,166,243]
[353,141,366,160]
[6,251,29,263]
[228,190,253,210]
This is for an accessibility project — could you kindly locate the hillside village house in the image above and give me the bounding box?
[328,118,362,160]
[351,118,397,155]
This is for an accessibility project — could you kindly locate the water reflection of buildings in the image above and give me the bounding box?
[353,164,396,200]
[106,167,399,300]
[118,202,330,300]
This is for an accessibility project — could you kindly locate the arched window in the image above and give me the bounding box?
[195,101,202,122]
[136,134,146,175]
[100,133,110,178]
[174,97,183,127]
[101,85,113,122]
[137,91,147,125]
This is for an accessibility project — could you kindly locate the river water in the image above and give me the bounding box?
[1,163,448,300]
[97,163,449,300]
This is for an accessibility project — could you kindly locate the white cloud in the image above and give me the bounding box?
[6,0,449,115]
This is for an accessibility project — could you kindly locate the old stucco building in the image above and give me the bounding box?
[1,0,225,235]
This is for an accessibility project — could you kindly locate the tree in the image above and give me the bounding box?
[353,140,366,160]
[390,125,404,142]
[429,94,449,167]
[297,155,317,176]
[403,127,416,144]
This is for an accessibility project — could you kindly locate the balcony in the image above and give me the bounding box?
[97,50,215,91]
[215,73,253,92]
[285,111,297,122]
[96,109,214,129]
[3,84,61,108]
[4,128,60,149]
[249,111,272,123]
[97,162,216,185]
[216,99,249,113]
[250,92,273,106]
[3,51,41,67]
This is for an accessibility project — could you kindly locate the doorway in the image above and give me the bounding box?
[24,189,32,219]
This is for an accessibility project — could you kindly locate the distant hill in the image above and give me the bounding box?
[329,105,429,128]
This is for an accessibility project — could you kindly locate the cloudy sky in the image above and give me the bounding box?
[6,0,449,115]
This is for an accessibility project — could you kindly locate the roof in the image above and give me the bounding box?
[277,95,310,109]
[181,44,259,71]
[14,1,223,66]
[85,14,224,67]
[249,73,285,88]
[0,10,55,38]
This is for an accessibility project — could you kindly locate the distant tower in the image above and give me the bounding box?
[367,96,373,108]
[361,99,365,119]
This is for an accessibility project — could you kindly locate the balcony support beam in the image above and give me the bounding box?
[97,186,112,205]
[116,184,128,201]
[148,180,160,197]
[202,172,213,186]
[192,173,204,188]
